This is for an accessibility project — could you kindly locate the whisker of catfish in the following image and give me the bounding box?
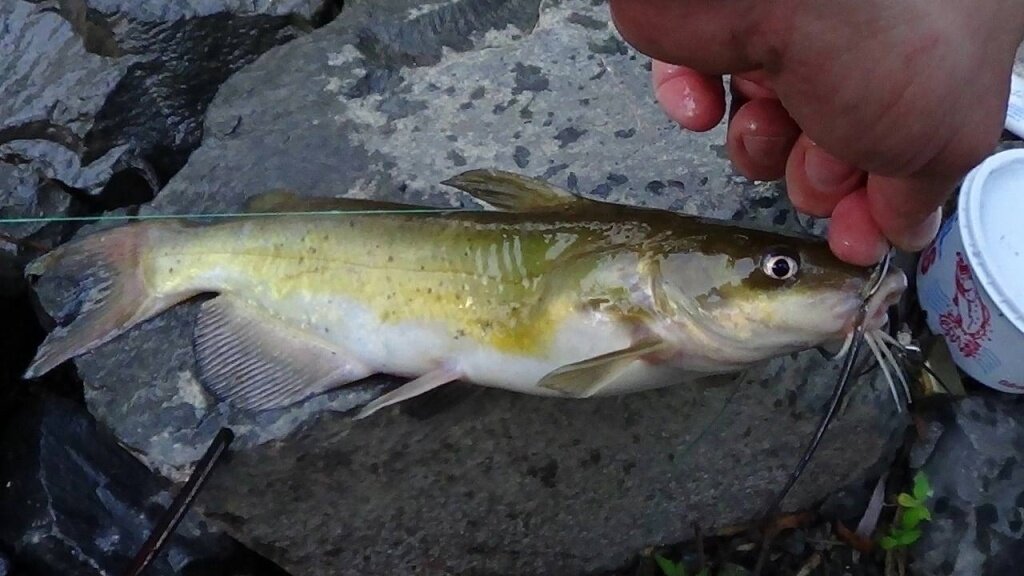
[875,328,963,397]
[873,329,907,353]
[874,329,921,375]
[872,329,912,406]
[864,331,902,412]
[834,330,855,359]
[815,330,856,361]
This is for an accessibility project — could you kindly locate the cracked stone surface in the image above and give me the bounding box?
[29,0,908,574]
[909,394,1024,576]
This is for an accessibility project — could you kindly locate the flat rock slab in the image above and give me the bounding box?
[30,0,906,574]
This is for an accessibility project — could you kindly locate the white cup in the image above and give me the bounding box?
[916,148,1024,392]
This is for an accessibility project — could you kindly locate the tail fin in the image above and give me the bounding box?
[23,223,178,379]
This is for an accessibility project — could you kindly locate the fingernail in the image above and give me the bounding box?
[829,232,890,267]
[805,145,857,190]
[741,135,790,167]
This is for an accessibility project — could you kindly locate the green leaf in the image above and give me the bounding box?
[696,569,710,576]
[896,528,922,546]
[880,535,899,550]
[897,492,921,508]
[655,554,685,576]
[913,471,933,502]
[901,505,932,529]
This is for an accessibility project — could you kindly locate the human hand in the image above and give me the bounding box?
[609,0,1024,265]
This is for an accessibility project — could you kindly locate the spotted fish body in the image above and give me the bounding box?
[23,169,907,418]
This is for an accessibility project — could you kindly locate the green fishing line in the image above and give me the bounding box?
[0,208,471,225]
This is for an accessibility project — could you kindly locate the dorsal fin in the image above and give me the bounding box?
[243,189,426,213]
[441,169,595,212]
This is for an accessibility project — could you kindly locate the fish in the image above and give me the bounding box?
[20,169,908,419]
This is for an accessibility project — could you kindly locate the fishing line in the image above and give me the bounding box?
[767,250,893,510]
[751,249,895,576]
[0,207,472,225]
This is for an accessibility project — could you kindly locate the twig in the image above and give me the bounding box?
[122,427,234,576]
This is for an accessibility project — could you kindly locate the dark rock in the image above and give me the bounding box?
[0,162,74,297]
[29,0,907,574]
[0,392,208,575]
[0,391,288,576]
[0,0,324,204]
[909,394,1024,576]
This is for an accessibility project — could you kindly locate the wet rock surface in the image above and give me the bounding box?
[0,391,289,576]
[0,0,326,205]
[0,161,74,297]
[1,1,334,566]
[908,393,1024,576]
[27,0,909,574]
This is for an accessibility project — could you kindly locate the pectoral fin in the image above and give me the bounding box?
[192,296,371,410]
[243,190,426,213]
[441,169,598,212]
[537,337,669,398]
[354,364,463,419]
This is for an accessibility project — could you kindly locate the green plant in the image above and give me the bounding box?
[654,554,710,576]
[880,471,933,550]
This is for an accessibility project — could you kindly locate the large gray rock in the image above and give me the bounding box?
[908,394,1024,576]
[30,0,908,574]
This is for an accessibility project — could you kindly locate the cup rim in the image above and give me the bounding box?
[958,149,1024,336]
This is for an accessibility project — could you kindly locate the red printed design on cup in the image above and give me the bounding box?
[920,245,937,275]
[938,252,991,358]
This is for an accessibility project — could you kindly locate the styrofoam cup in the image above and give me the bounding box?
[916,148,1024,392]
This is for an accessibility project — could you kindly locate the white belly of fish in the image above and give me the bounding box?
[263,291,672,397]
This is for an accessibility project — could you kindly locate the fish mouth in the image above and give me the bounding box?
[859,268,909,332]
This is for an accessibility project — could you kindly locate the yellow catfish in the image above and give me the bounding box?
[22,169,906,418]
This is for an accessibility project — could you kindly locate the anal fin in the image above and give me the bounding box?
[354,364,462,419]
[537,337,669,398]
[193,296,371,411]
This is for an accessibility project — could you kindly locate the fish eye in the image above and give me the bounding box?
[761,251,800,280]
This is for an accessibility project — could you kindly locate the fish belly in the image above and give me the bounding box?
[248,290,642,396]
